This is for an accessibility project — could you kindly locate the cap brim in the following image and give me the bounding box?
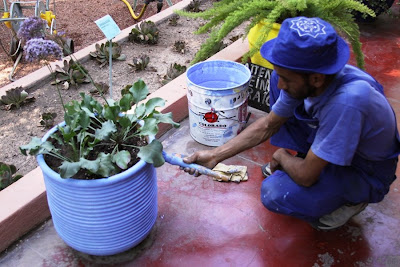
[260,37,350,75]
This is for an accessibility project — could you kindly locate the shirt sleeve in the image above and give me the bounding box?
[311,103,364,166]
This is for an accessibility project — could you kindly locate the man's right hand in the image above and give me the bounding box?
[182,150,219,176]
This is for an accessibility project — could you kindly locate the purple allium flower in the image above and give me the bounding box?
[17,17,46,42]
[23,38,63,62]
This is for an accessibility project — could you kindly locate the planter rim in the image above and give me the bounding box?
[36,121,150,187]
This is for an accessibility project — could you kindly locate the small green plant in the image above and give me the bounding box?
[173,41,187,54]
[40,112,57,129]
[128,21,159,44]
[51,59,90,89]
[230,34,242,43]
[21,79,180,179]
[89,82,110,97]
[0,162,23,191]
[168,16,180,26]
[161,63,187,85]
[0,87,35,110]
[89,41,127,67]
[129,55,150,71]
[186,0,202,12]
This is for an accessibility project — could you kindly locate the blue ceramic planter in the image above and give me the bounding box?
[37,123,158,256]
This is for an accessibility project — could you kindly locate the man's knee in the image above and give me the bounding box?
[260,172,289,212]
[260,172,336,220]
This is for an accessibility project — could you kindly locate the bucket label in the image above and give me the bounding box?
[189,101,248,146]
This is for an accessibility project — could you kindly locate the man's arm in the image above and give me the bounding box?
[183,111,288,170]
[272,148,328,187]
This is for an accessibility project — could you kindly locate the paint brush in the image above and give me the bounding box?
[162,151,231,182]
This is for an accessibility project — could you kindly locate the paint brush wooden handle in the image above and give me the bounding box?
[162,151,231,182]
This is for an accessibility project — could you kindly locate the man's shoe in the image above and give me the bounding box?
[312,202,368,230]
[261,163,272,177]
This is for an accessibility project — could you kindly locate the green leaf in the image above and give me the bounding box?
[135,103,146,118]
[113,150,131,169]
[144,97,165,116]
[130,79,148,104]
[118,116,132,128]
[78,111,90,129]
[19,137,42,156]
[138,139,164,167]
[119,93,134,112]
[59,161,81,178]
[79,158,100,174]
[139,118,158,136]
[81,107,97,118]
[39,140,57,154]
[103,105,120,121]
[95,121,117,140]
[125,114,138,124]
[81,93,103,114]
[152,112,180,128]
[19,138,56,156]
[97,153,118,177]
[59,125,76,142]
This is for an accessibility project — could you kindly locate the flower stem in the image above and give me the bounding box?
[46,62,66,113]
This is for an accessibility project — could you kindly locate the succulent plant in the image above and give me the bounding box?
[168,16,180,26]
[230,35,243,43]
[173,41,186,54]
[89,41,127,67]
[51,59,90,89]
[128,55,150,71]
[161,63,187,85]
[0,87,35,110]
[0,162,23,191]
[186,0,202,12]
[40,112,57,129]
[128,21,159,45]
[90,82,110,96]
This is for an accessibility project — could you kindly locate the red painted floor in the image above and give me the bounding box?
[1,9,400,267]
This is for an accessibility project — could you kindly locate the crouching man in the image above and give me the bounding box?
[182,17,400,230]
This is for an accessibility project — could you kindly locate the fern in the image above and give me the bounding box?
[176,0,375,69]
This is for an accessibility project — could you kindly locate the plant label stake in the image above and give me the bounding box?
[95,15,121,98]
[109,41,113,97]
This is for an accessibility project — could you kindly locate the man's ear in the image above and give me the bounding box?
[308,73,326,88]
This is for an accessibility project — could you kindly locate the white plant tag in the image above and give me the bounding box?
[95,15,121,40]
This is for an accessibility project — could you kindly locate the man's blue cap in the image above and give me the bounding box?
[260,17,350,74]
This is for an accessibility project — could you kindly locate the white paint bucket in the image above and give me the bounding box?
[186,60,251,146]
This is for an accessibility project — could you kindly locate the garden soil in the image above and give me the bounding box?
[0,0,246,176]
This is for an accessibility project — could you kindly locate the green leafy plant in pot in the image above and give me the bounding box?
[18,17,180,256]
[175,0,375,70]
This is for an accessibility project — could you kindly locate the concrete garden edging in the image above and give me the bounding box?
[0,0,249,253]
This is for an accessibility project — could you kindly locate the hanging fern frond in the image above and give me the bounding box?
[176,0,375,69]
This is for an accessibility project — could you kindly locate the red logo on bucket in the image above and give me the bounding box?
[203,111,219,123]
